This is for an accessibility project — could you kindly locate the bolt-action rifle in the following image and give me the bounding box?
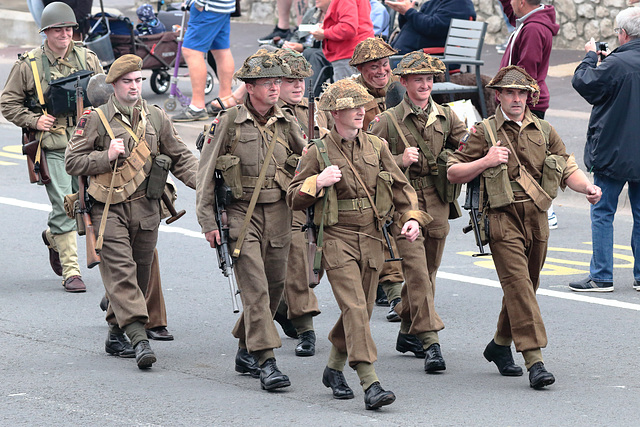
[76,77,100,268]
[214,170,240,313]
[303,84,321,287]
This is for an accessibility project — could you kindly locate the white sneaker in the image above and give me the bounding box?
[548,211,558,230]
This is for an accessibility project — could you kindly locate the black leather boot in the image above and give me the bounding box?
[235,348,260,378]
[396,332,426,358]
[322,366,354,399]
[483,339,523,376]
[260,358,291,390]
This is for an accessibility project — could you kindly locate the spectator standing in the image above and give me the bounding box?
[386,0,476,54]
[370,0,390,38]
[499,0,559,229]
[172,0,236,122]
[569,7,640,293]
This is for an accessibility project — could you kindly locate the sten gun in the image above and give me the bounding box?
[301,206,320,288]
[214,170,240,313]
[462,176,491,257]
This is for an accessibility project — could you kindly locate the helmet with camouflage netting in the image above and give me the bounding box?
[486,65,540,106]
[392,51,445,76]
[275,48,313,78]
[40,1,78,33]
[317,79,374,111]
[233,49,291,81]
[349,37,397,67]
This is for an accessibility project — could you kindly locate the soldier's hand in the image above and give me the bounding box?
[586,184,602,205]
[108,138,125,161]
[400,219,420,242]
[316,165,342,192]
[485,140,510,167]
[402,146,419,167]
[36,113,56,131]
[205,230,221,248]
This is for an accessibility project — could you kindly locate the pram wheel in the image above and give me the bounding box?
[164,98,177,112]
[151,70,171,94]
[205,71,214,95]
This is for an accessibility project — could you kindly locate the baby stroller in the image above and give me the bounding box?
[84,0,214,98]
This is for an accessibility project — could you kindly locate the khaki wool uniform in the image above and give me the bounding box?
[196,101,306,355]
[287,128,429,367]
[448,106,578,357]
[0,42,103,280]
[65,97,197,333]
[369,95,467,338]
[278,98,322,322]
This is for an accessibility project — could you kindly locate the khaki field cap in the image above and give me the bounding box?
[105,54,145,83]
[487,65,541,106]
[234,49,291,81]
[275,48,313,79]
[317,79,374,111]
[39,2,78,33]
[392,51,445,76]
[349,37,398,67]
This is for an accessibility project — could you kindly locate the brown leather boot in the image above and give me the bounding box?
[63,275,86,293]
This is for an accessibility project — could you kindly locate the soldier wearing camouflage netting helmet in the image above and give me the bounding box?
[368,51,468,372]
[447,65,601,390]
[270,48,323,359]
[287,79,431,410]
[1,2,103,293]
[196,49,307,392]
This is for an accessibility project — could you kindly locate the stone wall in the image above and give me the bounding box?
[232,0,634,50]
[472,0,629,49]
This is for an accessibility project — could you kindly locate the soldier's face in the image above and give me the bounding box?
[247,78,282,108]
[112,71,143,106]
[497,88,528,121]
[332,106,366,131]
[358,58,391,89]
[401,74,434,105]
[44,27,73,53]
[280,78,305,105]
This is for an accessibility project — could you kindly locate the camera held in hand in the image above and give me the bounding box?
[597,41,608,60]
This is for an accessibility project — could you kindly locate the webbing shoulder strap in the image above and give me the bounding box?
[94,107,118,253]
[312,138,331,169]
[530,114,551,152]
[403,112,438,175]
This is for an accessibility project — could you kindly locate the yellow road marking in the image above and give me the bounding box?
[3,145,23,154]
[0,152,24,160]
[0,160,17,165]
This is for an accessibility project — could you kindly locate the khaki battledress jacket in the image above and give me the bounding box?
[287,127,429,366]
[448,106,578,351]
[196,101,306,353]
[65,96,197,328]
[368,95,467,335]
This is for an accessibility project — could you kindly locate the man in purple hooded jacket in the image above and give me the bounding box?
[499,0,558,119]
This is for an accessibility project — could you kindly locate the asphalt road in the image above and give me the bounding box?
[1,20,639,427]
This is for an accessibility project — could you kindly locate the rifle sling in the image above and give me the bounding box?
[402,110,438,175]
[385,109,411,180]
[232,122,279,258]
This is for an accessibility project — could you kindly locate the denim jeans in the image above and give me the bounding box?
[590,173,640,282]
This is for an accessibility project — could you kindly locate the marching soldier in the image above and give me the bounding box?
[368,51,468,371]
[447,66,601,389]
[65,54,198,369]
[196,50,306,391]
[0,2,103,292]
[287,79,430,409]
[274,49,321,357]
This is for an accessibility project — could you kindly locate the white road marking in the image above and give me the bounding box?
[3,195,639,311]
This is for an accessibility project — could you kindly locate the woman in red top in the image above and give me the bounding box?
[311,0,374,81]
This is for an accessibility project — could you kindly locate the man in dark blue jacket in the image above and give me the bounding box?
[570,7,640,293]
[386,0,475,54]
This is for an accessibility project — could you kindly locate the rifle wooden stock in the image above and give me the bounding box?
[304,206,320,288]
[78,176,100,268]
[161,191,185,224]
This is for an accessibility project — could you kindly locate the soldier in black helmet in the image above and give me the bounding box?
[1,1,103,293]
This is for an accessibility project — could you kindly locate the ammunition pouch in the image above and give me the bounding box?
[64,192,79,219]
[147,154,172,200]
[513,165,552,212]
[482,164,514,209]
[435,148,462,204]
[477,210,490,246]
[44,69,94,116]
[313,185,338,227]
[274,165,293,192]
[375,170,394,220]
[215,155,243,200]
[285,153,301,177]
[541,154,566,200]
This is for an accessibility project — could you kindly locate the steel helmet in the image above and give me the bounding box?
[39,2,78,33]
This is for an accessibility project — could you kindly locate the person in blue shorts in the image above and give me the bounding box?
[172,0,236,121]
